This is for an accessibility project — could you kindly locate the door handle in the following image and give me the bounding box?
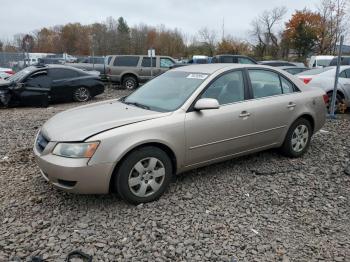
[239,111,251,118]
[287,102,296,109]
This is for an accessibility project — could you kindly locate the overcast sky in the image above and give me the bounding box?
[1,0,321,41]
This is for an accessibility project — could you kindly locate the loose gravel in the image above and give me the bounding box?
[0,87,349,261]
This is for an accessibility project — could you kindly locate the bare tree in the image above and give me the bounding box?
[198,27,217,56]
[250,6,287,58]
[317,0,349,54]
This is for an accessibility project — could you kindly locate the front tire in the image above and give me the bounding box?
[115,146,173,204]
[73,87,91,102]
[280,118,312,158]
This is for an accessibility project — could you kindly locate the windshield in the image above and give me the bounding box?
[6,66,36,82]
[123,71,209,112]
[317,59,332,67]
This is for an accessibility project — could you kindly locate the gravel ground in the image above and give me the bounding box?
[0,87,349,261]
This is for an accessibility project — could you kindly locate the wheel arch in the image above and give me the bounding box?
[294,113,315,133]
[326,89,346,100]
[109,142,177,193]
[121,73,139,84]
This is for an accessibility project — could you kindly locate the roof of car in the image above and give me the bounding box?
[34,64,83,71]
[171,63,274,74]
[278,66,308,69]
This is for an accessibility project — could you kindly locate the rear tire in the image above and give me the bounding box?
[327,92,346,113]
[73,87,91,102]
[115,146,173,204]
[280,118,312,158]
[122,76,138,90]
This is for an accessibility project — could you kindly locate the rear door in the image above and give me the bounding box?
[185,70,255,166]
[246,69,300,148]
[139,56,157,81]
[48,68,79,101]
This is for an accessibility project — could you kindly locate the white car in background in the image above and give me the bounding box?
[297,66,350,112]
[0,67,14,79]
[308,55,334,68]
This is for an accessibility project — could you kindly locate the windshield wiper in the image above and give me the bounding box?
[123,101,150,110]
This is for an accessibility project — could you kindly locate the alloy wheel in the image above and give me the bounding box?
[128,157,166,197]
[291,124,309,153]
[74,87,90,102]
[125,80,135,90]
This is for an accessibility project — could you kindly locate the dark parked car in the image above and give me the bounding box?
[329,56,350,66]
[278,66,310,75]
[37,57,65,65]
[67,56,108,79]
[259,60,298,67]
[211,55,258,64]
[0,65,104,107]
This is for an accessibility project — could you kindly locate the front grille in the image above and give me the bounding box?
[36,132,49,153]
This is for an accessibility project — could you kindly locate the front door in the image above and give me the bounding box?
[185,70,254,166]
[19,70,51,106]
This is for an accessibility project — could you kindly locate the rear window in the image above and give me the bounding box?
[49,68,79,79]
[113,56,139,67]
[91,57,104,64]
[329,57,350,66]
[221,56,235,63]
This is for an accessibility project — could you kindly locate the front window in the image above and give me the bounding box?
[123,71,208,112]
[160,58,175,68]
[201,70,245,105]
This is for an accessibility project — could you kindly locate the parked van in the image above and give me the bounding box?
[308,55,334,68]
[107,55,176,89]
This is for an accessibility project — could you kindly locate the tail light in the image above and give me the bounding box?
[322,94,329,104]
[107,68,111,74]
[302,78,312,84]
[5,70,14,75]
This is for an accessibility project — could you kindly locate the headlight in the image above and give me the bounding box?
[52,142,99,158]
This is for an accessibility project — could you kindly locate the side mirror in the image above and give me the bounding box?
[15,83,25,89]
[194,98,220,111]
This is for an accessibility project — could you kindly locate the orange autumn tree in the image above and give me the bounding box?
[283,9,323,58]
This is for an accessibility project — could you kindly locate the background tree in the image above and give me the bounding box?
[283,10,322,58]
[250,7,287,59]
[197,27,217,56]
[117,17,130,54]
[317,0,349,54]
[216,36,253,55]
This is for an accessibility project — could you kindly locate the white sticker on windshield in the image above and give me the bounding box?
[187,73,208,80]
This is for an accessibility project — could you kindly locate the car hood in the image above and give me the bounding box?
[0,79,11,90]
[41,99,171,141]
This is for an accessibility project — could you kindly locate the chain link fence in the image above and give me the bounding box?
[0,52,27,72]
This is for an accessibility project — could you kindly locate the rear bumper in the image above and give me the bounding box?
[33,146,114,194]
